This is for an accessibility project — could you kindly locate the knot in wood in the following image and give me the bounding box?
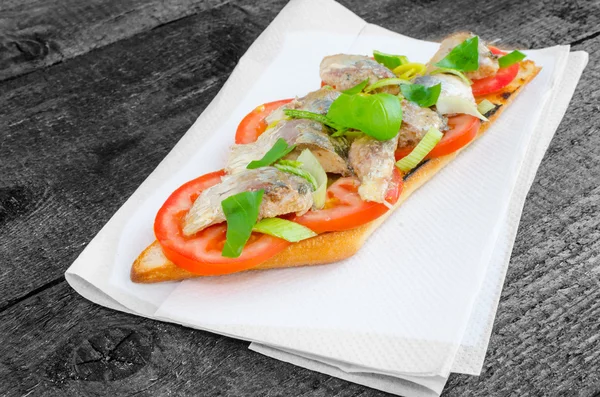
[1,34,50,63]
[70,327,152,381]
[0,186,36,225]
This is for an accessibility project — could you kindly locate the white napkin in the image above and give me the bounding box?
[65,0,588,395]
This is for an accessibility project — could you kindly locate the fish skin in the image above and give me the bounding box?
[426,32,499,80]
[348,134,399,203]
[398,99,447,148]
[320,54,397,94]
[227,119,350,175]
[265,87,341,125]
[182,167,313,236]
[293,87,341,114]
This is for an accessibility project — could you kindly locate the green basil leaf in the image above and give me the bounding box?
[434,36,480,72]
[400,83,441,108]
[373,50,408,70]
[247,138,296,169]
[283,109,347,133]
[327,93,403,141]
[498,50,526,68]
[221,190,264,258]
[342,79,369,95]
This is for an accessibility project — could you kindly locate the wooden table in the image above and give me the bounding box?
[1,1,599,395]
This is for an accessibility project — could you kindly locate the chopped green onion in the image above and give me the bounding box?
[364,78,411,93]
[477,99,496,116]
[327,93,403,141]
[277,159,302,168]
[430,68,472,85]
[253,218,316,242]
[274,163,318,190]
[395,128,443,172]
[498,50,526,68]
[343,79,369,95]
[434,36,480,72]
[373,50,408,70]
[297,149,327,209]
[393,62,427,80]
[400,83,441,108]
[283,109,347,134]
[221,190,264,258]
[247,138,295,169]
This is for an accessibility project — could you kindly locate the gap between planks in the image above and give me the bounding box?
[0,276,65,314]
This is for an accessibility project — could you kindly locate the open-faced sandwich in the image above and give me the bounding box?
[131,32,540,283]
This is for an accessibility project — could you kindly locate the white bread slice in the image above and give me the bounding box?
[131,61,541,283]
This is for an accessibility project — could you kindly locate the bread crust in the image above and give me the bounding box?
[131,61,541,283]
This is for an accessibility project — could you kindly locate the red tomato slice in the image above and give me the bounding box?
[293,168,403,234]
[154,170,290,276]
[235,99,293,144]
[471,46,519,97]
[395,115,481,161]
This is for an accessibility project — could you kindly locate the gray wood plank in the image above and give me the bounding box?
[340,0,600,48]
[3,0,600,81]
[0,1,281,310]
[0,0,243,81]
[0,282,384,397]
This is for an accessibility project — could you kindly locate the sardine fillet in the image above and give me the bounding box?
[183,167,313,236]
[349,135,399,203]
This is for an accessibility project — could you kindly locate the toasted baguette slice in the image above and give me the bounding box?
[131,61,541,283]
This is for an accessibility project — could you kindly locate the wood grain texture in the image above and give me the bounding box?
[0,282,381,397]
[339,0,600,48]
[0,0,237,81]
[0,0,599,395]
[0,1,284,310]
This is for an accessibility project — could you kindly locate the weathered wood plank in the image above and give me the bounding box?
[0,282,384,397]
[340,0,600,49]
[0,2,280,310]
[0,0,240,81]
[3,0,600,82]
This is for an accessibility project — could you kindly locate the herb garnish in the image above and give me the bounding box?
[327,93,403,141]
[373,50,408,70]
[247,138,296,169]
[283,109,347,134]
[221,190,264,258]
[434,36,480,72]
[400,83,442,108]
[498,50,526,68]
